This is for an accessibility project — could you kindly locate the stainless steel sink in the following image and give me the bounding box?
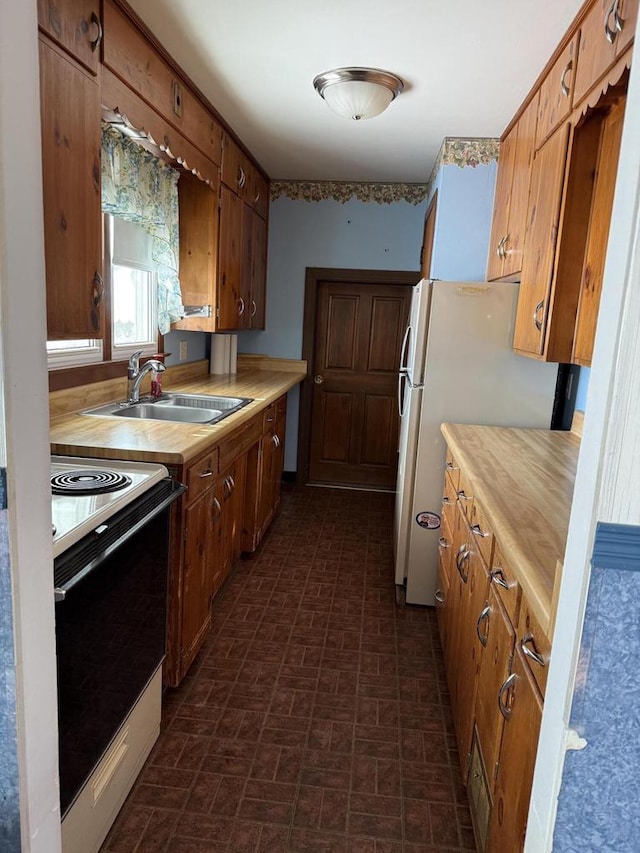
[82,393,253,425]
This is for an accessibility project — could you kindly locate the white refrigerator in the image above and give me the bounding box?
[393,279,559,605]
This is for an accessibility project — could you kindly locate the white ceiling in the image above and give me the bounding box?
[126,0,585,183]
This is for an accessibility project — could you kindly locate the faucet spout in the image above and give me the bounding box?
[127,355,166,404]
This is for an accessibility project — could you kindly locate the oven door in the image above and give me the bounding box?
[54,478,183,816]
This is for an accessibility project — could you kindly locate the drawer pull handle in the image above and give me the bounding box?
[442,496,451,506]
[521,633,546,667]
[560,60,572,98]
[533,299,545,332]
[476,605,491,647]
[490,568,510,590]
[471,523,490,538]
[498,673,517,720]
[445,461,458,471]
[438,537,450,549]
[199,469,213,478]
[435,589,446,604]
[457,490,471,501]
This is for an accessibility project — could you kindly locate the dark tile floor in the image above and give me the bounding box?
[102,486,474,852]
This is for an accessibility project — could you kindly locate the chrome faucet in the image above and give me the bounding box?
[127,350,166,404]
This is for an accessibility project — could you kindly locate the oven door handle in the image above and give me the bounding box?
[53,480,185,603]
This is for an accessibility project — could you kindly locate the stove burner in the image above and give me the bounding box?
[51,469,133,496]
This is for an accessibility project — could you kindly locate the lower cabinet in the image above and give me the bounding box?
[438,446,551,852]
[165,398,288,687]
[243,395,287,551]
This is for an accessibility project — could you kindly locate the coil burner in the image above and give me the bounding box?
[51,469,133,495]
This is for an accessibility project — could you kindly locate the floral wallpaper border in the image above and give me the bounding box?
[270,137,500,205]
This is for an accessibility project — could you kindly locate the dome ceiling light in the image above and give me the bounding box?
[313,67,404,121]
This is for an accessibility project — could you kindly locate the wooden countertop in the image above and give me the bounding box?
[49,358,306,466]
[441,423,580,635]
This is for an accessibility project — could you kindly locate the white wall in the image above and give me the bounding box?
[238,197,425,470]
[0,1,62,850]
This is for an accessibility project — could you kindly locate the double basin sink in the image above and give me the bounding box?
[83,393,253,425]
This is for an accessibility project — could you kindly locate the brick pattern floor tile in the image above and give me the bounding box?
[101,486,474,852]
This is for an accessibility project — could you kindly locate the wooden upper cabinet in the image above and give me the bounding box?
[536,35,579,148]
[487,94,538,281]
[102,0,222,165]
[221,131,248,194]
[218,184,245,330]
[573,94,626,364]
[249,211,268,329]
[39,38,103,339]
[174,171,220,333]
[513,123,570,357]
[37,0,102,75]
[573,0,637,106]
[251,171,270,220]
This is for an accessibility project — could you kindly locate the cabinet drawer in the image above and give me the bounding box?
[468,498,494,569]
[219,414,262,472]
[444,448,460,491]
[441,470,458,532]
[456,471,474,518]
[489,543,521,627]
[185,448,219,504]
[517,597,551,697]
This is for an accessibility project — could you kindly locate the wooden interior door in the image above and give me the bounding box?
[308,280,411,489]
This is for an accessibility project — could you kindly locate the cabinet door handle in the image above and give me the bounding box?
[476,605,491,647]
[605,1,619,42]
[434,589,446,604]
[92,271,104,306]
[199,468,213,479]
[445,461,458,472]
[238,166,246,189]
[496,236,504,259]
[250,299,257,317]
[238,297,246,316]
[442,496,451,506]
[456,546,470,582]
[490,568,510,589]
[89,11,103,51]
[521,633,546,667]
[212,496,222,522]
[613,0,625,33]
[471,523,490,538]
[498,673,517,720]
[438,536,450,549]
[272,434,280,448]
[560,59,573,98]
[533,299,545,331]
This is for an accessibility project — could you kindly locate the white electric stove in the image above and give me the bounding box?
[51,455,169,558]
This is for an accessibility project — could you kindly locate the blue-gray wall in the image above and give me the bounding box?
[238,197,426,470]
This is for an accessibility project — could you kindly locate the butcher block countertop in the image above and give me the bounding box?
[441,423,580,636]
[49,356,306,466]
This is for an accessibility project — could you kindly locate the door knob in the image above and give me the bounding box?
[314,375,324,384]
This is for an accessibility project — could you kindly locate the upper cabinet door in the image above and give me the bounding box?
[37,0,102,75]
[513,123,570,357]
[536,35,579,149]
[486,128,516,281]
[573,0,637,106]
[39,38,103,339]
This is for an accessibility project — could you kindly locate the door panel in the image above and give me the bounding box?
[309,280,411,488]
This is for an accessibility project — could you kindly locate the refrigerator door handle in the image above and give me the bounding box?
[399,323,412,374]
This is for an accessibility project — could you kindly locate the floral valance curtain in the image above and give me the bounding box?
[101,124,184,333]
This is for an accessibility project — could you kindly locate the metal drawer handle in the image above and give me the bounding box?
[212,496,222,522]
[435,589,446,604]
[560,59,573,98]
[496,235,506,260]
[456,546,470,582]
[238,297,246,316]
[438,536,450,549]
[471,523,490,538]
[521,633,546,667]
[89,11,103,51]
[199,468,213,478]
[605,1,619,43]
[498,673,517,720]
[238,166,246,189]
[442,496,451,506]
[533,299,545,331]
[490,568,510,589]
[445,461,458,471]
[476,605,491,647]
[457,490,471,501]
[250,299,257,317]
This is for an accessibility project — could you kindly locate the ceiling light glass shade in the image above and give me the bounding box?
[313,68,404,121]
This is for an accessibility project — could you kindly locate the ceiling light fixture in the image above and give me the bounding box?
[313,67,404,121]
